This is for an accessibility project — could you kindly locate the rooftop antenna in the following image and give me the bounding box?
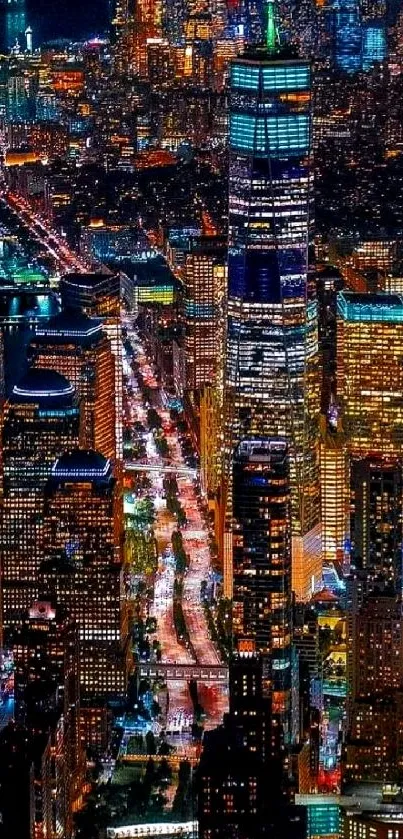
[266,0,280,54]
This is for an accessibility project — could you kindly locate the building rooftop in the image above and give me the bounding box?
[60,272,117,289]
[10,368,76,407]
[233,43,304,67]
[235,437,288,464]
[311,588,339,604]
[51,450,112,483]
[33,308,104,345]
[338,290,403,323]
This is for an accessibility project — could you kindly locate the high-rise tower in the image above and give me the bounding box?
[40,451,129,706]
[1,369,80,637]
[60,273,123,467]
[332,0,363,73]
[224,0,321,601]
[232,439,293,733]
[30,309,116,463]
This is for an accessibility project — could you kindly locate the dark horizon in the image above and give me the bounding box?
[0,0,111,51]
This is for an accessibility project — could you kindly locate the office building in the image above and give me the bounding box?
[224,11,321,602]
[296,794,341,839]
[60,272,123,463]
[1,369,80,637]
[232,439,292,735]
[0,288,59,396]
[344,593,403,784]
[316,264,343,414]
[183,235,227,500]
[350,456,403,589]
[198,645,306,839]
[293,605,320,682]
[200,382,223,499]
[11,600,84,836]
[337,291,403,459]
[320,416,350,573]
[30,309,116,462]
[41,451,129,707]
[332,0,363,73]
[343,811,403,839]
[184,235,227,392]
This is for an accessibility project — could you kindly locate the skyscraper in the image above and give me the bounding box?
[332,0,363,73]
[11,600,84,835]
[224,3,321,601]
[338,291,403,786]
[198,644,307,839]
[232,439,292,733]
[320,416,350,573]
[362,21,387,70]
[184,235,227,392]
[60,272,123,465]
[30,309,116,463]
[1,369,80,637]
[350,457,403,589]
[344,593,403,784]
[337,291,403,458]
[184,235,227,503]
[40,451,129,708]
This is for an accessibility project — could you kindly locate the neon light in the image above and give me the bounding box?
[230,112,310,155]
[106,822,197,838]
[338,291,403,323]
[36,324,103,338]
[52,458,111,479]
[13,383,75,398]
[231,62,310,92]
[266,0,280,55]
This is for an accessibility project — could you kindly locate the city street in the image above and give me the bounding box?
[2,191,91,274]
[123,321,228,731]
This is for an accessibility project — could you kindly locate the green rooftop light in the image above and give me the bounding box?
[266,0,280,54]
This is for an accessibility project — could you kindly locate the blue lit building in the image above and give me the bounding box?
[332,0,362,73]
[296,794,340,839]
[362,21,387,69]
[227,0,265,45]
[328,0,387,73]
[224,11,321,603]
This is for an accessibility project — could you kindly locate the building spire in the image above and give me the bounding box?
[266,0,280,54]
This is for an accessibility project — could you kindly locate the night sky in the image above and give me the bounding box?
[0,0,110,51]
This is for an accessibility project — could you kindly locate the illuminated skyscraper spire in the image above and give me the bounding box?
[225,14,321,606]
[266,0,280,53]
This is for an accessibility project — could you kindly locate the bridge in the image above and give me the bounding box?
[125,462,197,479]
[136,662,228,683]
[107,821,197,838]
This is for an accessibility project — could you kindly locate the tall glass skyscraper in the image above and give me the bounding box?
[224,4,321,602]
[332,0,363,73]
[362,21,387,70]
[232,438,292,731]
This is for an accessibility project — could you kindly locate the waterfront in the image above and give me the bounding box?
[0,0,110,51]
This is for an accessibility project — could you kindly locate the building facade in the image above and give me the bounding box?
[224,28,321,601]
[1,369,80,637]
[30,309,116,463]
[232,438,292,734]
[337,291,403,459]
[184,234,227,391]
[60,272,123,464]
[40,451,129,704]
